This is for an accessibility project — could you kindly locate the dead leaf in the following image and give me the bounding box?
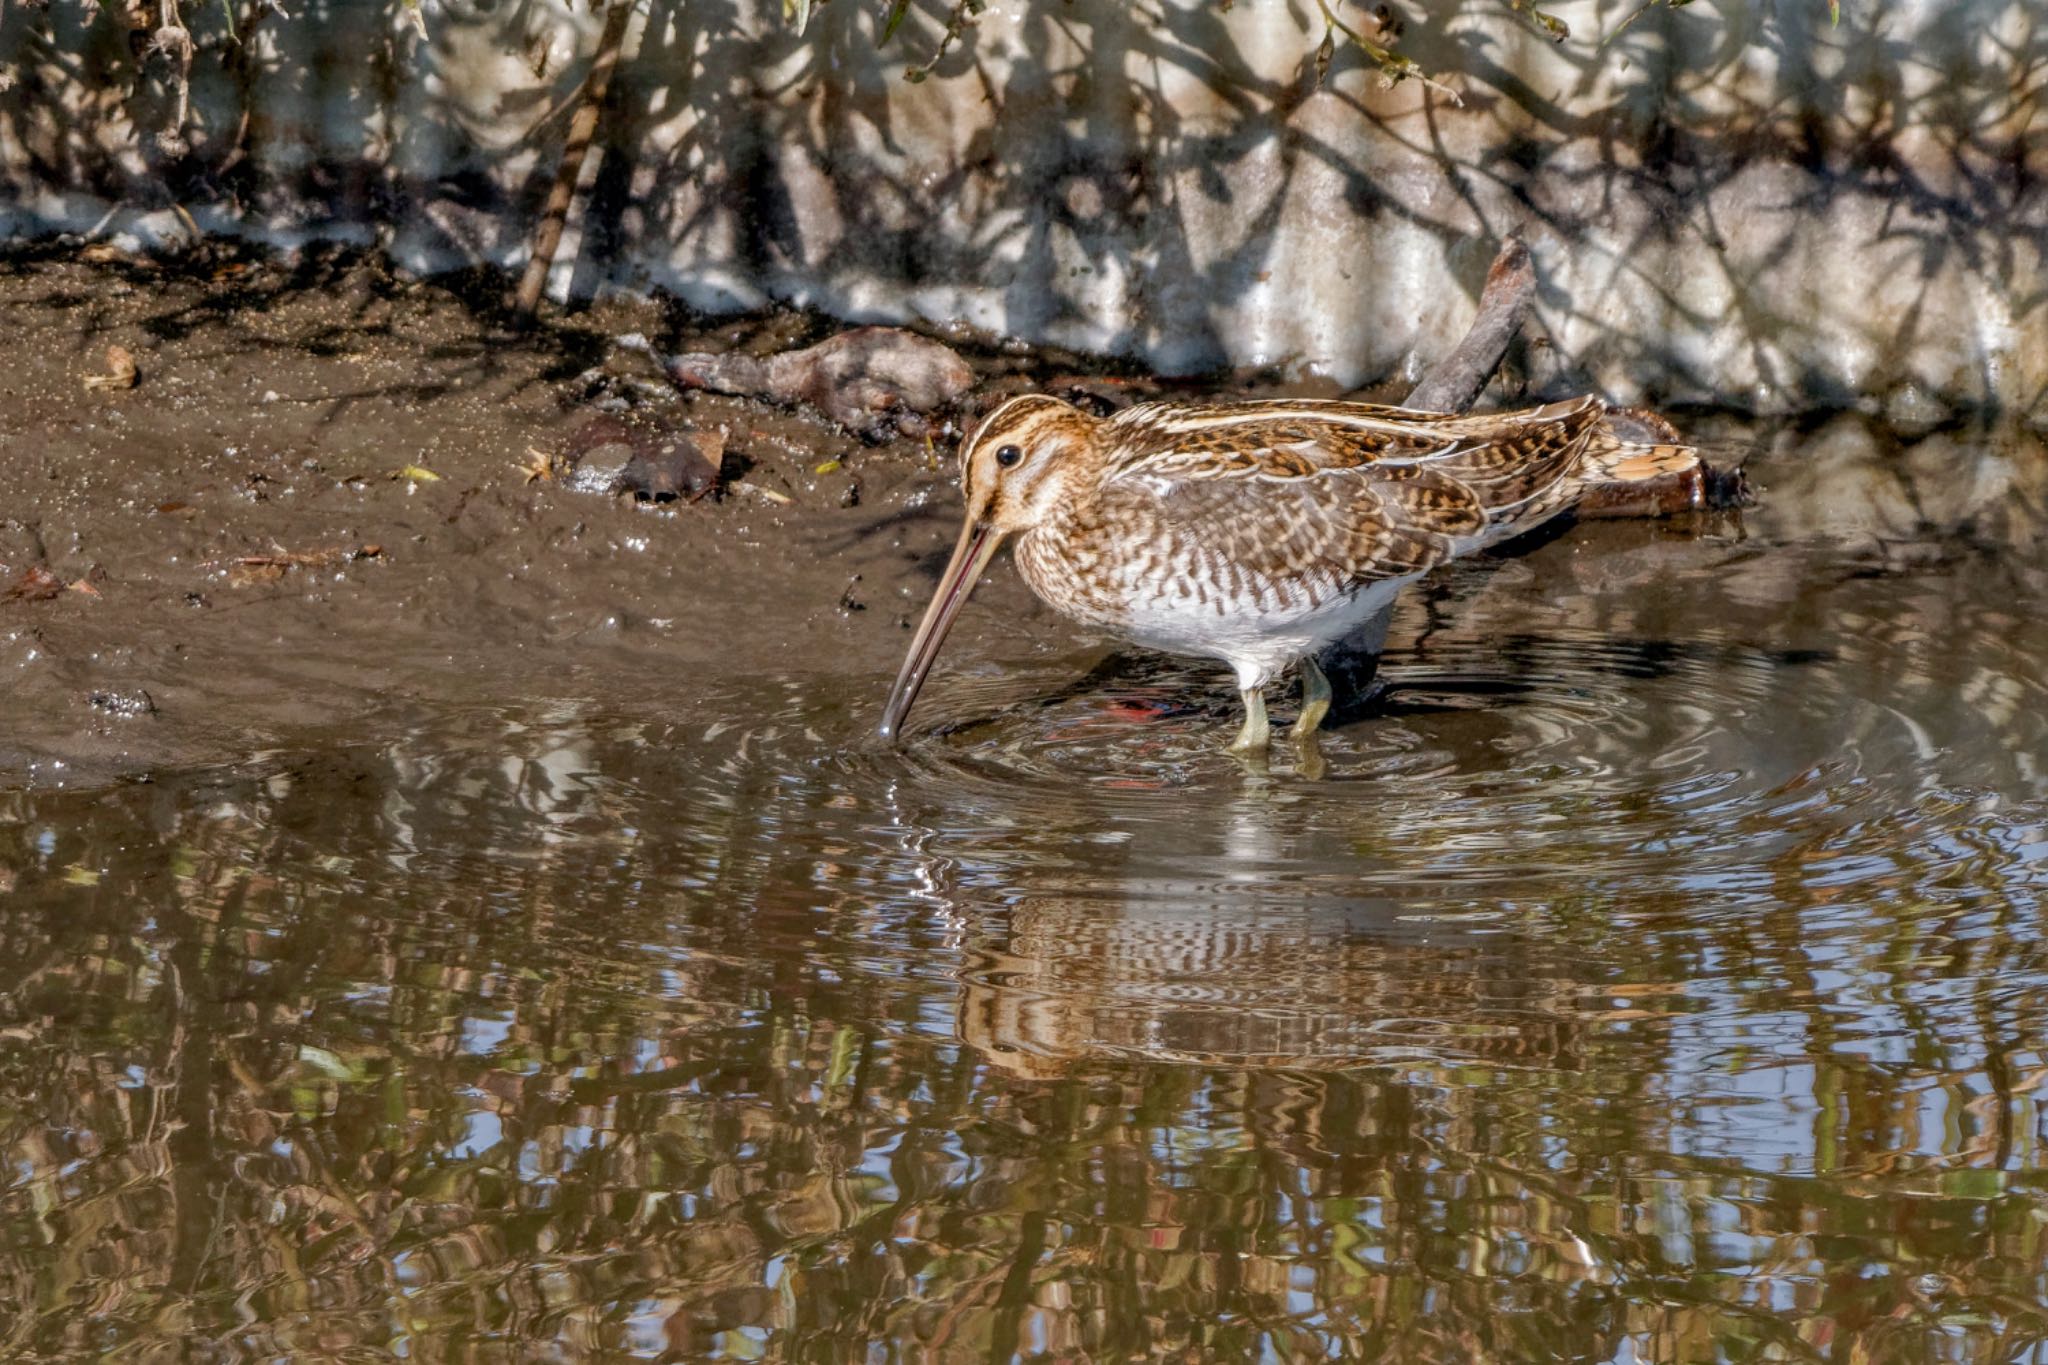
[228,561,288,587]
[83,344,139,391]
[220,544,379,586]
[4,566,65,602]
[517,448,557,484]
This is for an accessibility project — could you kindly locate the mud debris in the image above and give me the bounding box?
[560,416,722,502]
[4,566,66,602]
[82,344,139,391]
[2,564,102,602]
[88,689,158,718]
[219,545,382,587]
[624,326,975,441]
[518,448,559,484]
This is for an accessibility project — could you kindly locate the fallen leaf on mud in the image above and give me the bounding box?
[230,562,289,586]
[156,500,196,517]
[391,464,442,482]
[4,566,65,601]
[219,545,381,586]
[68,578,101,597]
[83,344,139,391]
[79,242,133,265]
[733,482,792,506]
[518,447,558,484]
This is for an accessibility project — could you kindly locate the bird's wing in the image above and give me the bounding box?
[1100,397,1607,582]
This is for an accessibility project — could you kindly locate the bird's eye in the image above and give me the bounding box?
[995,444,1024,468]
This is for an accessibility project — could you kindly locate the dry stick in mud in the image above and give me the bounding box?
[1400,236,1537,415]
[512,0,633,319]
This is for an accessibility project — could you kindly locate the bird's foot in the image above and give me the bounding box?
[1226,685,1270,755]
[1292,656,1332,740]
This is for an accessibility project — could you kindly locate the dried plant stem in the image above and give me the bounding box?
[511,0,633,319]
[153,0,195,150]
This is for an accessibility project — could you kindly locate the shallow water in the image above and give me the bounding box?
[5,426,2048,1361]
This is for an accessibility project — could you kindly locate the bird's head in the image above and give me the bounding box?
[956,394,1098,534]
[880,395,1099,740]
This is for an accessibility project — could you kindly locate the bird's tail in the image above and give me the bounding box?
[1578,406,1749,517]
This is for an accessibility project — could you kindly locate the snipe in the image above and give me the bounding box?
[880,393,1702,754]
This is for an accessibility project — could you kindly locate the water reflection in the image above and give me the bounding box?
[4,428,2048,1360]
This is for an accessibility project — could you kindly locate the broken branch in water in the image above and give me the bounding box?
[512,0,633,320]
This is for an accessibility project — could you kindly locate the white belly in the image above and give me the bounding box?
[1115,574,1414,691]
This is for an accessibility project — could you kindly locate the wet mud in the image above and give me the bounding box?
[0,245,1086,784]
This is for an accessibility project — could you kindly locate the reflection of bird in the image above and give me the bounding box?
[954,898,1584,1076]
[882,394,1705,752]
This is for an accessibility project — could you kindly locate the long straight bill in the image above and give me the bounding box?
[879,520,1004,741]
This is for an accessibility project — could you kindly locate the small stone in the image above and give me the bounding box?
[566,442,634,495]
[89,689,157,718]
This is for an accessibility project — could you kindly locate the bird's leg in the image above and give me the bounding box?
[1293,656,1332,738]
[1227,684,1270,753]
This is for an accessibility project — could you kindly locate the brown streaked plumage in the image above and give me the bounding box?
[880,393,1703,753]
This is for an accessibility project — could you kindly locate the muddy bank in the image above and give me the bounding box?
[0,246,2043,787]
[0,248,887,781]
[0,245,1200,784]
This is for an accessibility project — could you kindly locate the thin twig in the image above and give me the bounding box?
[511,0,633,319]
[1312,0,1461,104]
[152,0,194,151]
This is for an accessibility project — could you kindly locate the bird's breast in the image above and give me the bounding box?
[1013,517,1350,640]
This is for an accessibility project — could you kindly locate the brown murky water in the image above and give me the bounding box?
[4,252,2048,1360]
